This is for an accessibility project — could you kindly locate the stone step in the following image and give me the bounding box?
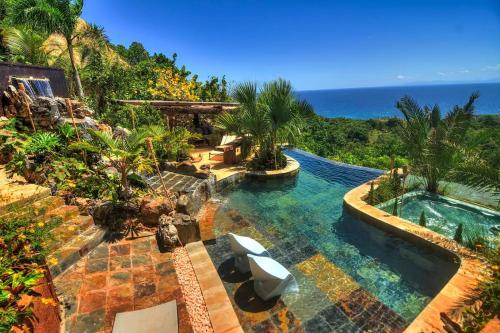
[49,215,95,251]
[48,224,106,277]
[43,205,80,224]
[0,186,51,216]
[0,195,65,219]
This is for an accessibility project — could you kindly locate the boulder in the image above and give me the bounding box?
[172,213,200,244]
[139,196,176,226]
[176,194,196,216]
[113,126,131,139]
[157,214,179,249]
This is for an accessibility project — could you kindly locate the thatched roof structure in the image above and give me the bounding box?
[115,100,239,115]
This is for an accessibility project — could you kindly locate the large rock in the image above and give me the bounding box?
[139,196,176,226]
[172,213,200,244]
[157,214,179,249]
[176,194,196,216]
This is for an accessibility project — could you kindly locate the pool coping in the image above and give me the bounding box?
[185,241,244,333]
[343,176,490,333]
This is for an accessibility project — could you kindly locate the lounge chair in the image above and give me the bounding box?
[208,135,238,160]
[247,254,298,301]
[112,300,178,333]
[228,233,270,273]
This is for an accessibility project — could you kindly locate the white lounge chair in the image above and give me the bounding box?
[208,135,238,160]
[112,300,178,333]
[247,254,298,301]
[228,233,270,273]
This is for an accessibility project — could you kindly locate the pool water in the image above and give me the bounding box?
[379,192,500,241]
[208,150,458,332]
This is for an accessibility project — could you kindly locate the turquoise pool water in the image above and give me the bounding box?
[214,150,458,328]
[379,192,500,241]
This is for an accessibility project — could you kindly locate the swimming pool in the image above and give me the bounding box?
[378,191,500,242]
[206,149,458,332]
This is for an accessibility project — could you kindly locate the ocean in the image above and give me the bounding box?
[295,82,500,119]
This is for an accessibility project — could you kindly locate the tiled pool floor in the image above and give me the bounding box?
[205,216,407,333]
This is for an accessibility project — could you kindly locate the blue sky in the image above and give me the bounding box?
[82,0,500,90]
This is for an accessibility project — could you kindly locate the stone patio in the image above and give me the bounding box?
[55,235,193,333]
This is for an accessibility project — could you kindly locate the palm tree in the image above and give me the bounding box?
[71,129,152,200]
[396,93,478,193]
[216,79,308,170]
[3,27,49,65]
[10,0,87,98]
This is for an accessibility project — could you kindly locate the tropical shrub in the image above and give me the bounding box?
[99,104,164,130]
[144,125,200,162]
[396,93,478,193]
[71,128,152,200]
[216,79,309,170]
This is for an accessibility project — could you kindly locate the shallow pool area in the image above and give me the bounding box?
[378,191,500,241]
[205,150,459,332]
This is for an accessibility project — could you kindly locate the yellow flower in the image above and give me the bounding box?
[67,226,76,231]
[48,257,58,266]
[40,297,57,306]
[37,222,45,227]
[19,234,26,240]
[492,265,499,271]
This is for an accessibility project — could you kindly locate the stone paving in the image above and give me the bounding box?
[204,207,408,333]
[54,236,193,333]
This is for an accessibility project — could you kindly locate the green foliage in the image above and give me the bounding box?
[24,132,60,155]
[144,125,200,162]
[216,79,307,170]
[299,115,408,170]
[396,93,478,192]
[419,210,426,227]
[369,176,402,205]
[99,104,164,129]
[0,213,61,332]
[453,223,463,243]
[391,196,398,216]
[71,128,152,200]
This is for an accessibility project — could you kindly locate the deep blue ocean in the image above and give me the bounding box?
[295,82,500,119]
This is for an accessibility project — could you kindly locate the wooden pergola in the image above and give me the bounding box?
[115,100,239,129]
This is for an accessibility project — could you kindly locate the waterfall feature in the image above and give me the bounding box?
[11,77,55,99]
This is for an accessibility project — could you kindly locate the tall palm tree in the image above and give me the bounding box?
[216,79,308,170]
[396,93,478,192]
[10,0,87,98]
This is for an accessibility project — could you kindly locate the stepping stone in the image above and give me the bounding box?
[112,300,178,333]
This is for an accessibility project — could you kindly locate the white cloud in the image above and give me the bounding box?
[459,69,469,74]
[437,72,447,76]
[396,74,406,80]
[482,64,500,71]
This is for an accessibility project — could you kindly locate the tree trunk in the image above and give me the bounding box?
[66,38,84,98]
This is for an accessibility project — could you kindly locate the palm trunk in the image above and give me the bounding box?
[66,38,84,98]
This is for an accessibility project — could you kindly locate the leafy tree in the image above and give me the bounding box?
[125,41,149,65]
[148,67,200,101]
[396,93,478,193]
[10,0,87,97]
[144,125,200,162]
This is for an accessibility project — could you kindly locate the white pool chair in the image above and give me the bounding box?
[208,135,238,160]
[247,254,299,301]
[228,233,270,273]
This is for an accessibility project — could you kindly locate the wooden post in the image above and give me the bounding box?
[18,83,36,132]
[130,108,136,130]
[145,138,170,199]
[65,98,81,142]
[65,98,87,163]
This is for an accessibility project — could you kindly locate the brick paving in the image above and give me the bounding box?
[55,236,193,333]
